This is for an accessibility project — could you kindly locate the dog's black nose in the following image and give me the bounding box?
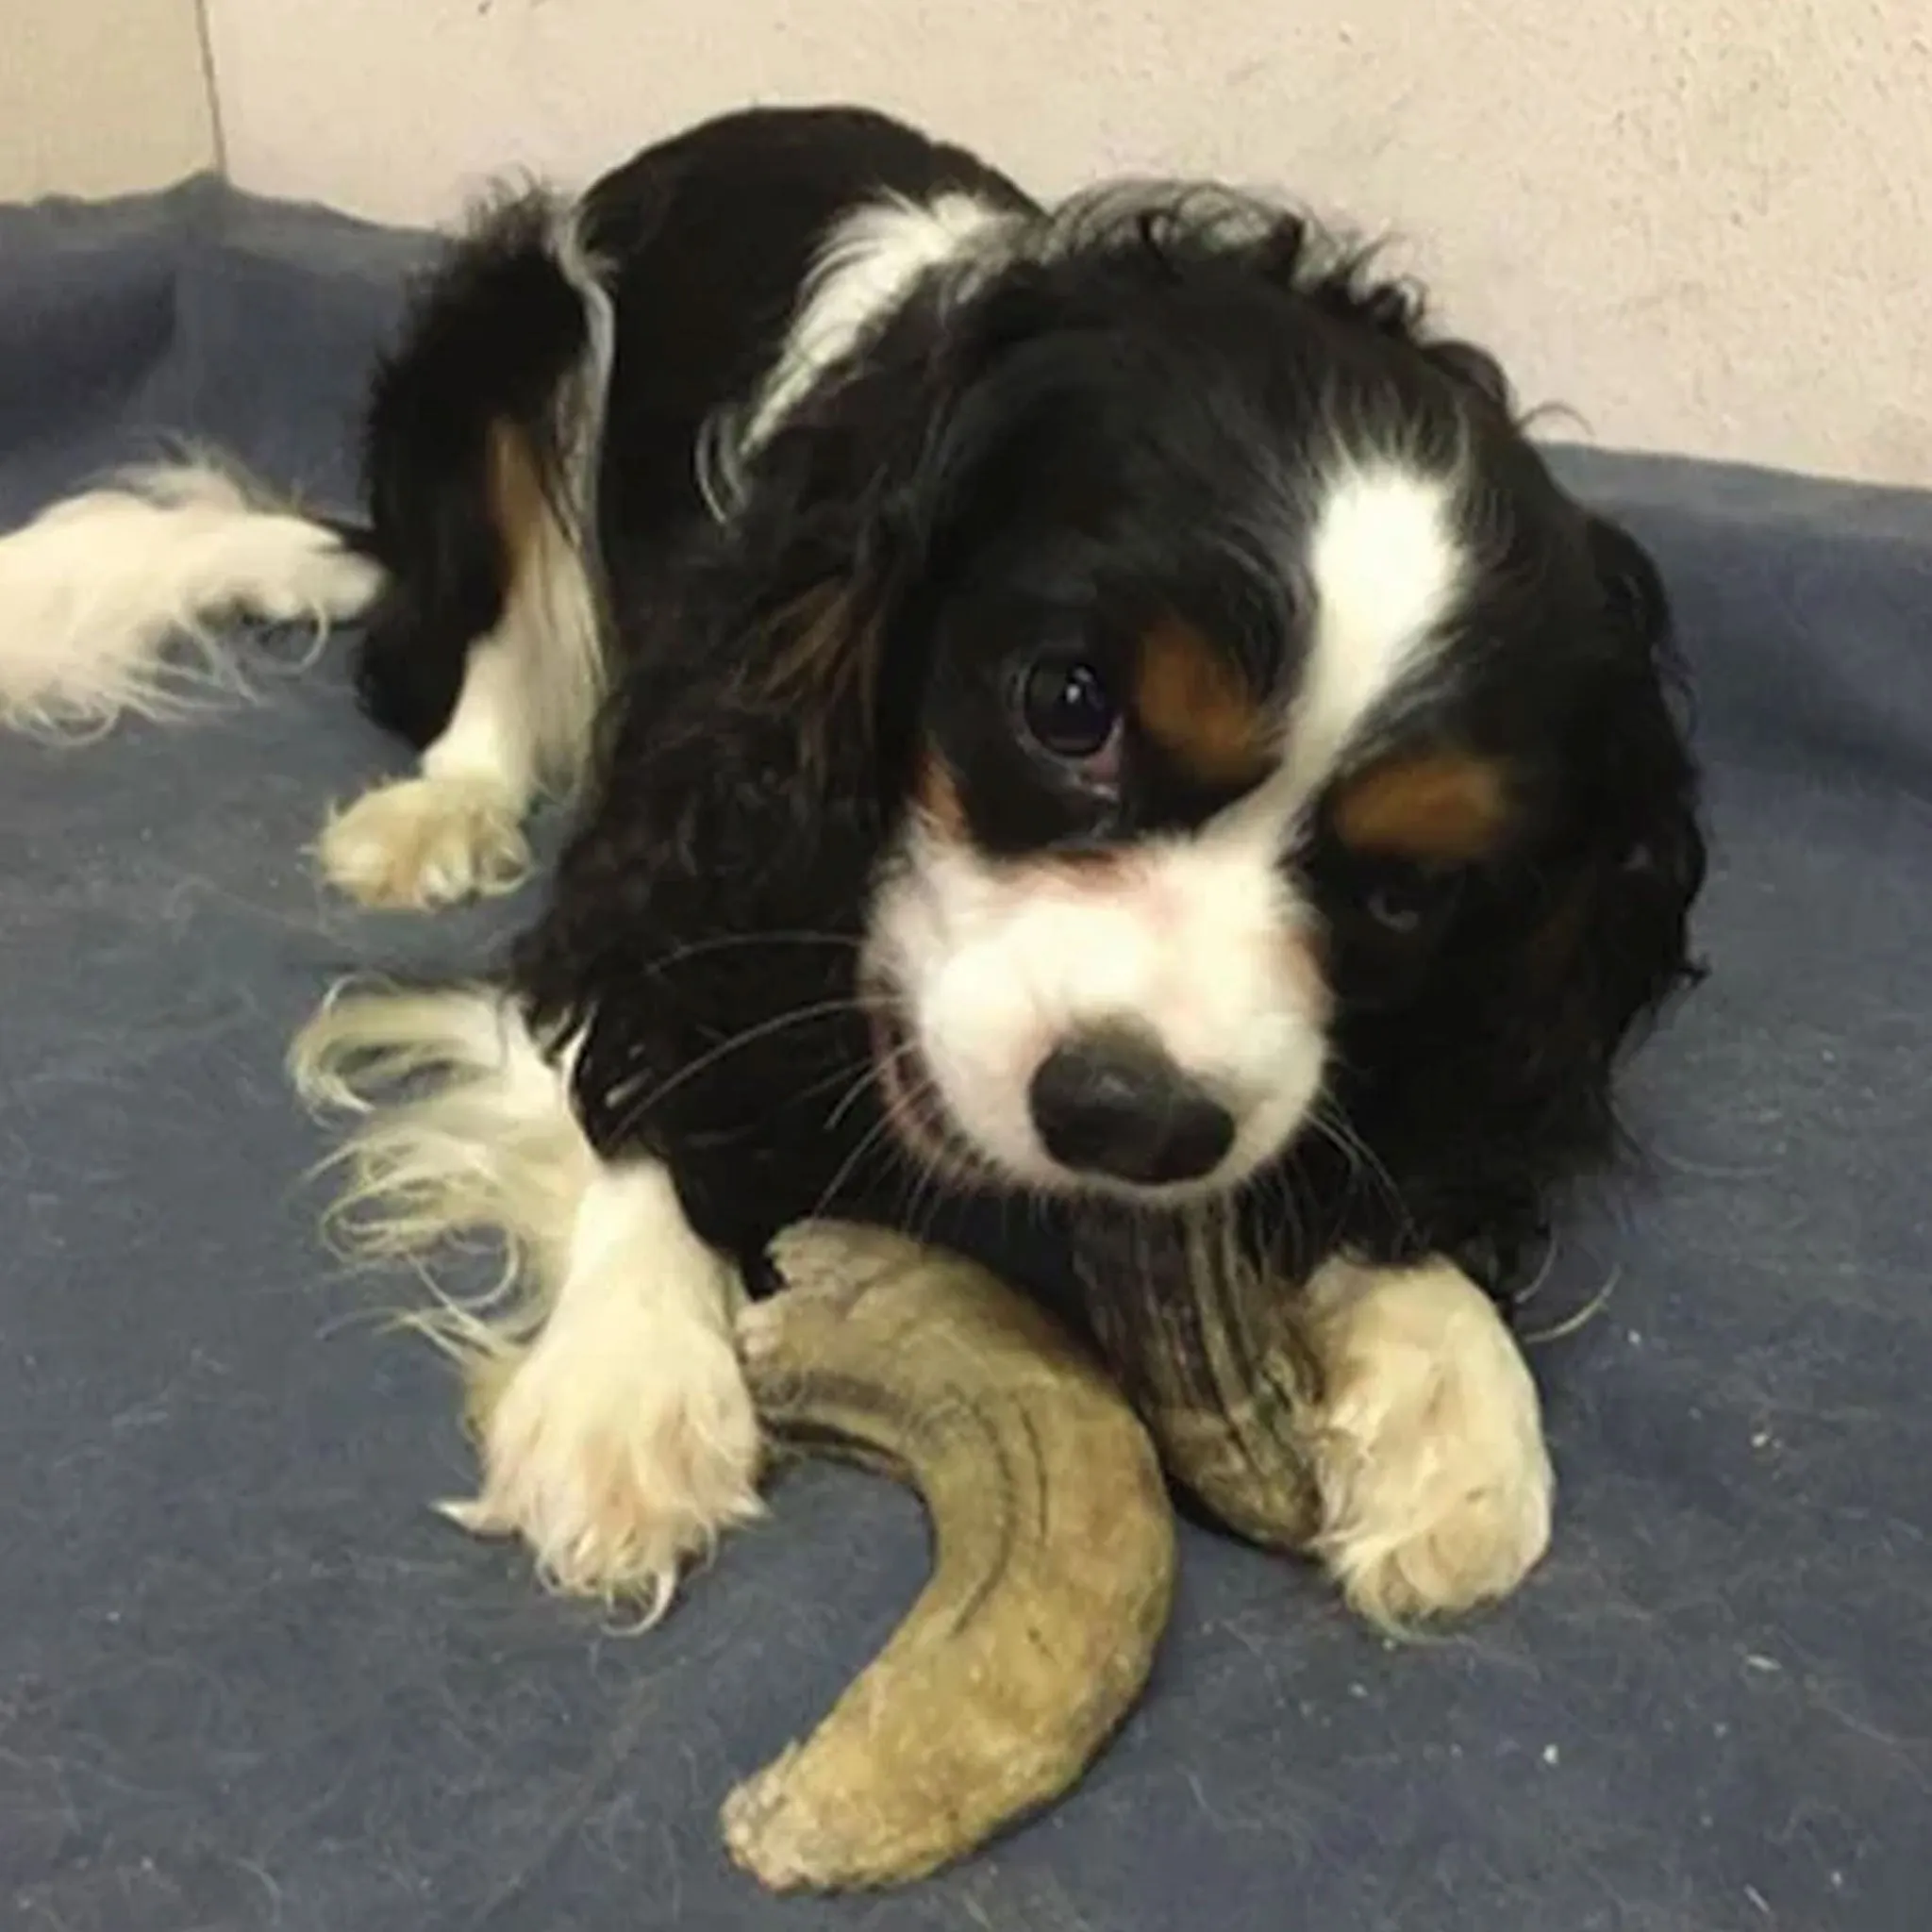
[1029,1028,1235,1188]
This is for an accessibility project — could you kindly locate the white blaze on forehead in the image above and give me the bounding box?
[1291,458,1467,795]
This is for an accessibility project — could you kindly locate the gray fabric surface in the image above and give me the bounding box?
[2,176,1928,1932]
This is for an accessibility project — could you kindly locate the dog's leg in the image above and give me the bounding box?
[291,985,763,1616]
[318,416,604,912]
[322,193,611,912]
[1300,1257,1553,1624]
[446,1156,764,1613]
[317,625,541,910]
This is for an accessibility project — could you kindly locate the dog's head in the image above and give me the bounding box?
[712,191,1705,1241]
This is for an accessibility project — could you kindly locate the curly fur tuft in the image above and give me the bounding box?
[289,981,592,1361]
[0,458,381,737]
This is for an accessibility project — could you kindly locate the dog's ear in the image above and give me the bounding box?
[1499,512,1705,1238]
[514,534,900,1173]
[752,576,884,766]
[1527,512,1707,1051]
[1334,511,1707,1288]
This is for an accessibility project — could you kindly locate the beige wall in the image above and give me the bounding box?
[0,0,217,199]
[11,0,1928,486]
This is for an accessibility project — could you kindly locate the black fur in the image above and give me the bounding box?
[1291,507,1707,1295]
[580,107,1032,629]
[355,193,591,747]
[365,107,1706,1328]
[355,108,1029,748]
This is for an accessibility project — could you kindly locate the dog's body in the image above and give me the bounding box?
[0,106,1704,1624]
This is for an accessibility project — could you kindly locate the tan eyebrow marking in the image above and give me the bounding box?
[915,742,969,840]
[1134,618,1274,789]
[1330,751,1512,861]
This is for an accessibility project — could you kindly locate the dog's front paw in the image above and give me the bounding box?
[1303,1260,1553,1627]
[317,774,530,910]
[444,1310,764,1619]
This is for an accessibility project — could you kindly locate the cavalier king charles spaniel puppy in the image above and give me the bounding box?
[0,105,1704,1624]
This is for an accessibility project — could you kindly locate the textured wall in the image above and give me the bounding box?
[0,0,216,199]
[204,0,1929,484]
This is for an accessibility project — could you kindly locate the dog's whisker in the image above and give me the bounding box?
[1520,1265,1622,1346]
[824,1045,901,1135]
[639,929,862,976]
[808,1043,928,1216]
[604,996,870,1142]
[809,1102,903,1222]
[1308,1101,1414,1248]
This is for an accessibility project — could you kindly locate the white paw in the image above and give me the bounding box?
[317,774,530,910]
[1304,1261,1553,1626]
[444,1309,764,1617]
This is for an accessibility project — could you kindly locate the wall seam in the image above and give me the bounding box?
[192,0,229,175]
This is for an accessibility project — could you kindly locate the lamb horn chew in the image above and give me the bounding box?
[724,1220,1177,1892]
[1069,1207,1324,1551]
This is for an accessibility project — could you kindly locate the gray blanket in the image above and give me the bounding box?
[3,176,1927,1932]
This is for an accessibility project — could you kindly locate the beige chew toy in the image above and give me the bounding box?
[724,1211,1329,1890]
[724,1221,1178,1891]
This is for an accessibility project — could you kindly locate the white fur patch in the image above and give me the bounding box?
[290,984,761,1617]
[316,772,531,910]
[319,622,541,911]
[1301,1257,1553,1625]
[739,192,1014,456]
[523,197,614,793]
[1291,458,1466,796]
[443,1158,760,1615]
[0,460,381,735]
[490,464,605,801]
[867,815,1328,1200]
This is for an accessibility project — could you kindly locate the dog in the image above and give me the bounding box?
[0,104,1705,1625]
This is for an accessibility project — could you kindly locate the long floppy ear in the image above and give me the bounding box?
[1245,199,1708,1172]
[1332,511,1707,1290]
[508,347,948,1208]
[707,290,992,807]
[1519,512,1707,1054]
[523,508,903,988]
[1481,511,1707,1269]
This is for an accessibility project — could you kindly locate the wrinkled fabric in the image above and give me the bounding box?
[2,178,1927,1932]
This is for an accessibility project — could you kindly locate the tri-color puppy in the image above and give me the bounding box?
[0,105,1705,1624]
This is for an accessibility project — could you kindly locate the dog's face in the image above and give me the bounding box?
[839,214,1704,1216]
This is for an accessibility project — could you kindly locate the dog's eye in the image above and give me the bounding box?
[1365,878,1428,934]
[1016,655,1122,769]
[1361,865,1460,938]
